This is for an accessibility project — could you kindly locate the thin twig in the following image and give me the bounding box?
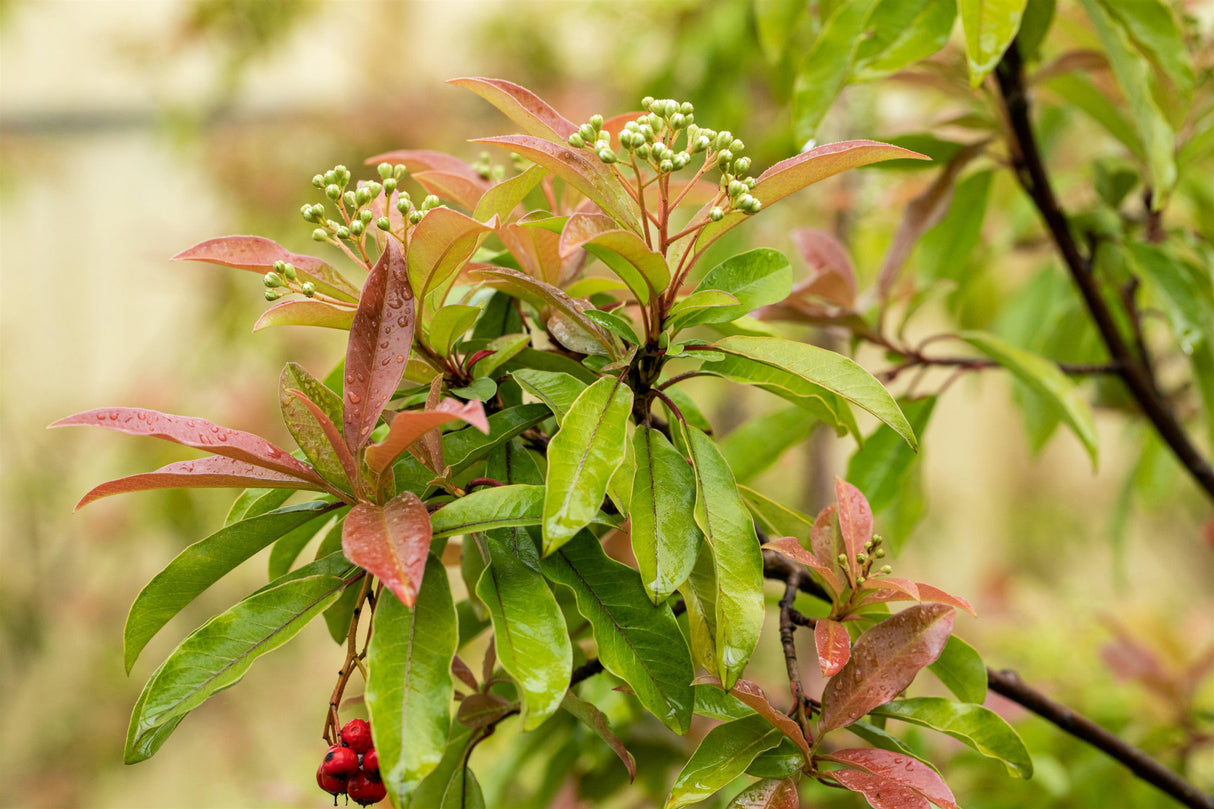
[779,574,811,735]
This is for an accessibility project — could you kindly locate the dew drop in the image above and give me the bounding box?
[217,432,228,442]
[383,325,393,335]
[210,425,220,433]
[348,393,362,404]
[395,355,405,363]
[396,315,409,328]
[379,339,390,349]
[198,433,212,445]
[109,411,119,420]
[380,358,391,366]
[346,374,355,384]
[95,413,106,420]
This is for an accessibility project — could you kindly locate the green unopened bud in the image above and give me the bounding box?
[856,551,868,564]
[312,228,329,242]
[635,144,650,159]
[579,123,596,142]
[856,575,867,585]
[359,209,373,224]
[745,177,757,189]
[335,225,351,240]
[680,101,694,115]
[281,263,298,281]
[598,148,618,164]
[343,190,358,209]
[692,135,711,153]
[874,548,885,558]
[642,95,655,109]
[265,289,281,301]
[864,539,876,551]
[408,210,424,225]
[382,177,397,195]
[714,131,733,150]
[659,159,673,172]
[300,282,316,297]
[837,553,848,565]
[323,170,337,185]
[377,217,391,231]
[568,132,585,148]
[747,199,762,214]
[393,165,406,180]
[334,165,350,185]
[670,113,686,129]
[879,565,893,575]
[263,272,284,288]
[377,162,393,179]
[710,207,724,222]
[589,113,604,130]
[300,204,317,222]
[733,157,751,175]
[730,139,745,153]
[728,179,746,198]
[396,196,412,214]
[272,260,287,273]
[673,153,690,169]
[325,184,341,201]
[355,187,373,206]
[312,174,325,189]
[639,124,655,143]
[422,194,441,210]
[350,220,365,236]
[716,150,734,167]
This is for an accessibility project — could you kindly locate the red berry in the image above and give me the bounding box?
[347,769,387,805]
[322,744,359,778]
[316,763,346,796]
[362,747,379,775]
[341,718,374,754]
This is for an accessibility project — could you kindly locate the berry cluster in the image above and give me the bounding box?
[316,719,385,806]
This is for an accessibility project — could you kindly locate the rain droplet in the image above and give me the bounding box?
[383,325,393,335]
[198,433,212,444]
[380,358,391,366]
[210,425,219,433]
[395,355,405,363]
[95,413,106,420]
[396,315,409,328]
[217,432,228,442]
[348,393,362,404]
[379,339,389,349]
[346,374,355,384]
[109,411,119,420]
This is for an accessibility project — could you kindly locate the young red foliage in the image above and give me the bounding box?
[71,456,325,509]
[728,777,800,809]
[815,618,853,678]
[822,768,930,809]
[693,675,811,759]
[825,748,958,809]
[763,535,843,596]
[172,235,359,301]
[341,491,432,606]
[285,390,362,496]
[447,77,578,143]
[363,399,489,474]
[835,477,874,580]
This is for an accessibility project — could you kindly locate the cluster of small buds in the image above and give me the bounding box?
[839,534,891,586]
[472,151,508,182]
[262,260,316,302]
[317,719,385,806]
[303,163,410,245]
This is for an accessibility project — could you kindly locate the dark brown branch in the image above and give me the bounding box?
[779,574,811,734]
[987,668,1214,809]
[994,40,1214,502]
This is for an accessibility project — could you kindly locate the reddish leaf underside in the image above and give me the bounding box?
[562,692,638,783]
[823,769,930,809]
[835,478,873,580]
[171,235,359,301]
[826,748,958,809]
[728,777,800,809]
[253,299,356,332]
[791,227,856,307]
[73,456,324,509]
[693,676,810,760]
[341,491,432,607]
[363,399,489,474]
[815,618,853,678]
[810,503,842,573]
[448,77,579,143]
[412,170,491,212]
[819,604,955,734]
[763,536,843,596]
[343,239,416,453]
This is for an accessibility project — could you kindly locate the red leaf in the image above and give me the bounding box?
[826,748,958,809]
[253,299,355,332]
[819,604,955,734]
[406,206,494,302]
[412,170,492,211]
[51,408,322,483]
[562,691,637,783]
[364,399,489,474]
[448,77,579,143]
[286,390,361,494]
[815,618,852,677]
[835,478,873,575]
[73,456,324,509]
[822,768,930,809]
[859,577,921,601]
[791,228,856,308]
[172,235,359,301]
[693,675,810,760]
[342,491,432,606]
[343,238,416,453]
[727,777,799,809]
[763,536,842,596]
[810,503,843,572]
[451,654,479,691]
[915,583,976,617]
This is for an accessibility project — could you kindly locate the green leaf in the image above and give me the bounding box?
[253,300,355,332]
[427,304,482,357]
[754,0,805,62]
[681,425,765,688]
[873,697,1034,777]
[1098,0,1194,104]
[126,573,346,761]
[713,336,916,449]
[720,406,815,485]
[471,333,531,379]
[267,513,337,581]
[542,376,632,554]
[561,212,670,303]
[511,369,589,425]
[958,0,1029,86]
[405,727,475,809]
[664,714,784,809]
[477,531,571,730]
[846,396,937,513]
[474,164,548,222]
[1126,242,1213,356]
[958,331,1099,467]
[431,485,544,537]
[124,501,338,673]
[442,403,550,473]
[541,531,694,734]
[852,0,956,80]
[670,249,792,330]
[224,487,292,525]
[366,554,459,804]
[440,765,485,809]
[584,309,642,346]
[631,424,702,603]
[793,0,877,142]
[928,635,988,704]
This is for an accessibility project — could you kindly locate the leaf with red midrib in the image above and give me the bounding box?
[73,456,325,509]
[822,768,930,809]
[364,399,489,474]
[835,478,873,578]
[448,77,579,143]
[343,239,415,454]
[342,491,432,606]
[51,408,322,483]
[815,618,852,677]
[763,536,842,596]
[172,235,359,301]
[824,749,959,809]
[819,604,955,734]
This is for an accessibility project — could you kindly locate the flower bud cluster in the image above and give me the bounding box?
[304,163,409,245]
[851,534,890,586]
[263,260,316,302]
[472,151,507,182]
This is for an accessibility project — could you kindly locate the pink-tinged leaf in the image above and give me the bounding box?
[451,654,479,691]
[253,299,355,332]
[51,408,322,483]
[835,478,873,580]
[822,768,930,809]
[449,76,578,143]
[763,536,842,595]
[172,235,359,301]
[816,618,853,678]
[342,491,432,607]
[727,777,800,809]
[826,749,959,809]
[73,456,324,509]
[693,675,811,760]
[499,221,566,287]
[412,170,491,212]
[559,212,669,302]
[286,390,361,495]
[791,228,856,308]
[474,164,548,223]
[810,503,844,572]
[819,604,956,734]
[365,149,485,185]
[416,377,446,474]
[364,399,489,474]
[474,135,640,229]
[916,583,976,617]
[562,691,637,782]
[407,207,494,303]
[860,577,922,601]
[343,238,416,453]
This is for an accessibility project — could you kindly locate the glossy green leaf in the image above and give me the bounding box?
[679,542,721,676]
[126,573,346,761]
[672,249,792,330]
[873,697,1034,777]
[959,0,1029,86]
[541,531,693,734]
[928,635,988,704]
[853,0,956,80]
[511,369,588,425]
[428,304,481,357]
[366,554,459,803]
[664,714,784,809]
[959,331,1099,467]
[739,486,815,543]
[846,396,937,513]
[431,485,544,537]
[792,0,877,142]
[696,676,811,760]
[474,164,548,222]
[267,513,337,581]
[477,532,571,730]
[442,403,550,473]
[224,487,292,525]
[440,764,485,809]
[542,377,632,554]
[470,333,531,379]
[124,501,338,673]
[561,212,670,303]
[631,424,702,603]
[583,309,642,346]
[1098,0,1194,104]
[720,406,814,484]
[713,336,916,449]
[693,683,754,721]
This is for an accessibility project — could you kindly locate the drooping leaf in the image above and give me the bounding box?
[671,249,792,330]
[541,531,694,734]
[815,618,853,678]
[958,331,1098,467]
[664,714,784,809]
[1098,0,1193,105]
[365,399,490,474]
[267,515,339,581]
[439,764,485,809]
[449,77,579,143]
[679,542,722,676]
[542,376,633,554]
[928,635,988,704]
[631,424,702,603]
[819,604,955,734]
[873,697,1033,777]
[171,235,359,301]
[561,691,637,781]
[958,0,1029,86]
[727,777,800,809]
[253,299,356,332]
[825,748,959,809]
[342,491,432,606]
[366,554,459,804]
[126,573,346,761]
[560,212,669,302]
[72,456,326,509]
[852,0,956,80]
[583,308,642,346]
[693,676,811,761]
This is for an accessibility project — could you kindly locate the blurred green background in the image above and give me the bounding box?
[1,1,1211,807]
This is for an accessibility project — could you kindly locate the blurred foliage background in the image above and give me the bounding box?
[1,1,1211,807]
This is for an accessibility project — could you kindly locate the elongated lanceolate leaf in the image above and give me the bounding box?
[254,299,356,332]
[826,748,958,809]
[815,618,853,678]
[821,767,931,809]
[848,396,937,513]
[560,212,669,302]
[225,487,293,525]
[124,500,338,673]
[762,536,843,595]
[344,238,416,452]
[343,491,432,606]
[631,424,702,603]
[172,235,359,301]
[727,778,799,809]
[674,249,792,329]
[959,331,1098,467]
[51,408,323,483]
[929,635,988,704]
[541,531,694,734]
[442,403,550,473]
[365,400,489,474]
[366,554,459,804]
[562,691,636,781]
[852,0,956,80]
[510,369,588,425]
[412,171,487,211]
[284,390,360,493]
[664,714,784,809]
[542,377,632,554]
[958,0,1029,85]
[819,604,955,734]
[126,574,346,761]
[836,477,873,580]
[449,77,579,143]
[791,0,874,144]
[719,407,814,485]
[72,456,325,509]
[713,336,917,449]
[431,485,543,537]
[407,207,494,304]
[694,676,811,761]
[873,697,1033,777]
[474,164,548,222]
